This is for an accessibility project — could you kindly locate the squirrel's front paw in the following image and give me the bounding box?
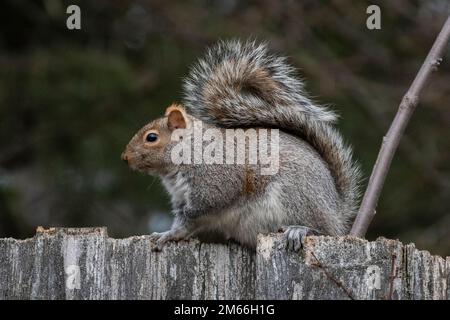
[280,226,322,252]
[149,231,174,251]
[149,229,190,251]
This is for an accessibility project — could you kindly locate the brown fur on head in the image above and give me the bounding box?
[121,103,190,176]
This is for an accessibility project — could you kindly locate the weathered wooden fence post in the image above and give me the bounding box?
[0,227,448,299]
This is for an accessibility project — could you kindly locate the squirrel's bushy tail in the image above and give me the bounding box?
[182,40,360,230]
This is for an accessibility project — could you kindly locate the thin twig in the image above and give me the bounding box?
[350,16,450,237]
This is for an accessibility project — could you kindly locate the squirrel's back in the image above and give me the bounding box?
[182,40,361,231]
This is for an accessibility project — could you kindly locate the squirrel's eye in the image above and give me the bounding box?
[145,132,159,143]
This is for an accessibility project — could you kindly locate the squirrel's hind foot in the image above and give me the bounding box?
[280,226,322,252]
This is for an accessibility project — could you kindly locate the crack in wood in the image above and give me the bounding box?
[309,251,355,300]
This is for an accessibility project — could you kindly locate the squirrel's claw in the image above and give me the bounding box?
[150,228,191,251]
[149,232,163,241]
[281,226,322,252]
[149,231,168,251]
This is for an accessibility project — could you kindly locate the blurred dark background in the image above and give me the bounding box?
[0,0,449,255]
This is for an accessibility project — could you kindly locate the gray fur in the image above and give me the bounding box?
[182,40,361,231]
[124,40,361,250]
[179,130,349,249]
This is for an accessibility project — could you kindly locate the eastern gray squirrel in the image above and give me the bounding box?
[122,40,361,251]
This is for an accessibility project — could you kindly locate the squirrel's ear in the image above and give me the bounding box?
[165,104,189,130]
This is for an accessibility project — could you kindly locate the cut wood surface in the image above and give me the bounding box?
[0,227,448,299]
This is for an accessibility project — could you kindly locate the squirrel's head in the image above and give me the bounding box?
[122,103,190,176]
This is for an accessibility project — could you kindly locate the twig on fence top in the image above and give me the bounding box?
[350,16,450,237]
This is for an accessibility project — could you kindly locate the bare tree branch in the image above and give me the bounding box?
[350,16,450,237]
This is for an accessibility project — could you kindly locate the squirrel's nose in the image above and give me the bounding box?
[121,152,129,165]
